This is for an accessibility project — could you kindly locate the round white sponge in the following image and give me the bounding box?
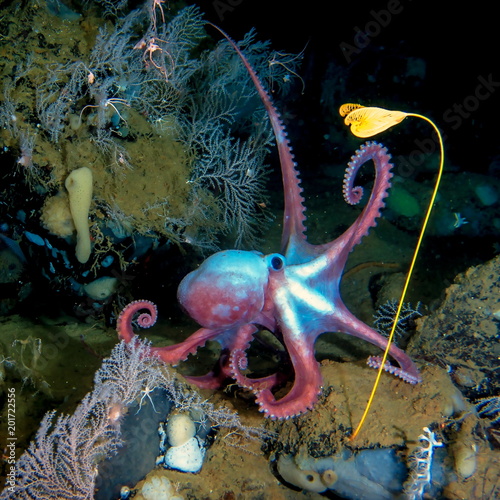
[167,413,196,447]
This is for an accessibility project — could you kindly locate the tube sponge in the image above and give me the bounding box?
[277,454,328,493]
[65,167,93,263]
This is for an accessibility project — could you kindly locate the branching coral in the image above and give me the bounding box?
[404,427,444,500]
[1,338,270,499]
[1,2,302,252]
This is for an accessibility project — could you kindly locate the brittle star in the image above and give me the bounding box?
[78,98,130,126]
[453,212,468,228]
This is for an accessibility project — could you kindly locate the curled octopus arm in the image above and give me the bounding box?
[228,324,283,393]
[116,300,223,366]
[116,301,281,390]
[339,141,394,249]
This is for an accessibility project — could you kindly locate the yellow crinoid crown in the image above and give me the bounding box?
[339,103,408,137]
[340,102,444,440]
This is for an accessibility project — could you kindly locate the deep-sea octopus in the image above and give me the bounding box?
[117,27,421,419]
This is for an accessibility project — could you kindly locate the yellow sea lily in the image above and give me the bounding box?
[340,102,445,441]
[339,103,408,138]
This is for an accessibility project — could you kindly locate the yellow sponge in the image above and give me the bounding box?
[65,167,93,263]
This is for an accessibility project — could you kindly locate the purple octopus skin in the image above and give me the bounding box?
[117,27,422,420]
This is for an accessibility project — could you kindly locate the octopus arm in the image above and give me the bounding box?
[255,330,322,419]
[327,305,422,383]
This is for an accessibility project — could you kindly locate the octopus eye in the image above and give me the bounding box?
[269,254,285,271]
